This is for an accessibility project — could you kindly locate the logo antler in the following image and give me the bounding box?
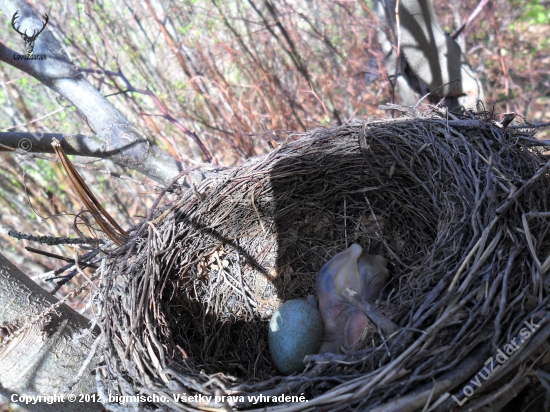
[11,10,49,56]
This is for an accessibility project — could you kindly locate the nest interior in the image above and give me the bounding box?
[98,107,550,411]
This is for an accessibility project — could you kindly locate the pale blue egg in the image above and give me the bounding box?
[268,299,324,375]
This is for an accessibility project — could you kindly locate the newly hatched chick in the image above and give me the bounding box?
[316,244,390,353]
[358,253,390,303]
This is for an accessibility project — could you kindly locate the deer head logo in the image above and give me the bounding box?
[11,11,49,57]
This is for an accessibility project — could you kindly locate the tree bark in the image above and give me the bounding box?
[372,0,484,109]
[0,253,102,411]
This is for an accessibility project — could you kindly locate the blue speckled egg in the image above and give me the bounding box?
[268,299,324,375]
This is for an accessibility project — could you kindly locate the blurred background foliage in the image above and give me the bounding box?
[0,0,549,410]
[0,0,549,304]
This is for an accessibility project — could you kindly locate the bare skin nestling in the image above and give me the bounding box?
[316,244,390,353]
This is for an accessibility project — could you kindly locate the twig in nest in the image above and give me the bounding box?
[123,225,153,360]
[234,243,255,320]
[51,138,128,246]
[342,288,399,336]
[73,250,99,290]
[25,246,98,269]
[122,167,197,262]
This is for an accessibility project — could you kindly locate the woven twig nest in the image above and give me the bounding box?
[97,106,550,411]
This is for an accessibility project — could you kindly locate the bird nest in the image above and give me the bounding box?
[97,106,550,411]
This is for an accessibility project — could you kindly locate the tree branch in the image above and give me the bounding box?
[0,131,117,156]
[0,252,102,412]
[0,0,184,184]
[371,0,485,109]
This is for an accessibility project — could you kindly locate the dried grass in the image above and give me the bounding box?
[97,105,550,411]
